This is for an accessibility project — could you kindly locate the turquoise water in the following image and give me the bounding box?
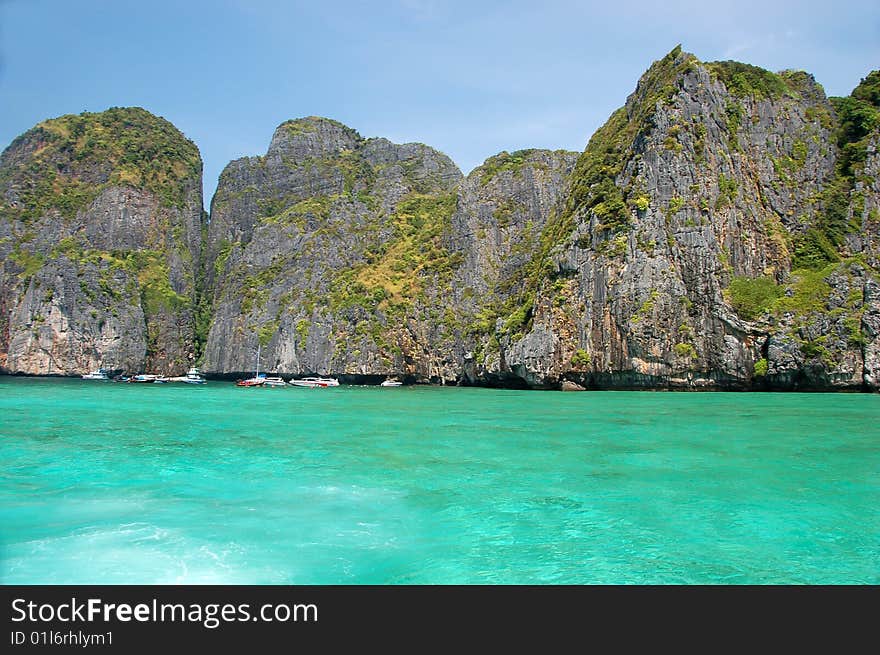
[1,376,878,584]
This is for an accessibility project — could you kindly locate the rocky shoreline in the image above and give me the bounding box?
[3,370,876,392]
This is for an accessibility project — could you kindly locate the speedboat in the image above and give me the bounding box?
[380,379,402,387]
[81,368,109,380]
[289,376,339,388]
[262,376,287,387]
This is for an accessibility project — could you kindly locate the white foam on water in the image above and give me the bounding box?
[1,522,292,584]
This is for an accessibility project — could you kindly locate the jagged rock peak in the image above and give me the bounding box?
[626,45,827,110]
[268,116,363,161]
[625,45,698,111]
[264,116,464,186]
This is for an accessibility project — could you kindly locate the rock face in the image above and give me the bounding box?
[446,149,579,386]
[0,107,203,375]
[465,49,880,390]
[204,117,463,378]
[200,51,880,389]
[202,117,578,380]
[3,51,879,390]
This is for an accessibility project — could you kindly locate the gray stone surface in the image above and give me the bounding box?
[4,55,879,390]
[0,109,203,376]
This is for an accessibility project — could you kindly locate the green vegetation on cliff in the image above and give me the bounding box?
[832,70,880,179]
[725,263,860,325]
[0,107,201,224]
[281,116,352,138]
[795,70,880,269]
[473,47,700,341]
[705,61,800,100]
[726,276,783,320]
[127,250,189,315]
[567,46,698,233]
[479,150,538,186]
[47,238,189,315]
[330,192,460,314]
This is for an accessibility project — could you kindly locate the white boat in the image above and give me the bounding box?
[289,376,339,388]
[380,379,402,387]
[183,367,207,384]
[81,368,109,380]
[164,367,207,384]
[262,376,287,387]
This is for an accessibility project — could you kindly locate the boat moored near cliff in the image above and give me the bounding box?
[183,367,207,384]
[81,369,109,380]
[129,374,163,383]
[289,377,339,388]
[163,367,208,384]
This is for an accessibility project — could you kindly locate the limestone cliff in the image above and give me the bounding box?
[0,107,203,375]
[204,117,464,378]
[480,49,880,389]
[200,50,879,389]
[4,50,878,391]
[202,115,581,380]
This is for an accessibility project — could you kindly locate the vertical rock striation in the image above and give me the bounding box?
[203,119,578,382]
[0,107,203,375]
[471,48,880,390]
[203,117,465,379]
[3,51,878,390]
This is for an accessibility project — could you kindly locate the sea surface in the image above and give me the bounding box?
[1,376,878,584]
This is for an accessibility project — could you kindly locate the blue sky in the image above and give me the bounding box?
[1,0,878,202]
